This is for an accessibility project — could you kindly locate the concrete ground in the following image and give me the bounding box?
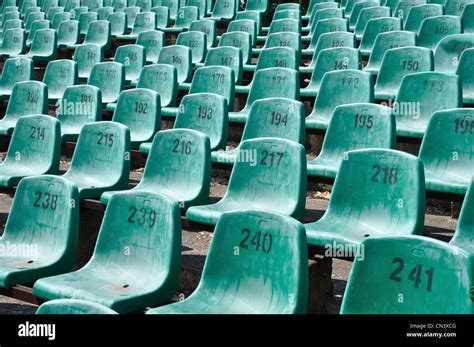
[0,151,458,314]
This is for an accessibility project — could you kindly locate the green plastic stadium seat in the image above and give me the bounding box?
[123,11,156,39]
[57,20,79,47]
[404,4,443,33]
[230,67,300,123]
[304,1,339,22]
[445,0,474,16]
[61,121,130,199]
[188,0,206,18]
[23,28,57,61]
[219,31,252,64]
[359,17,401,57]
[236,10,262,35]
[137,30,164,64]
[0,81,48,135]
[241,46,298,81]
[176,31,207,64]
[457,48,474,103]
[304,8,343,37]
[1,0,17,12]
[253,32,301,62]
[164,65,234,115]
[160,0,179,20]
[73,43,103,81]
[306,69,374,130]
[258,19,301,43]
[307,104,396,178]
[210,0,237,22]
[20,0,38,17]
[88,61,125,104]
[110,129,211,208]
[276,3,300,11]
[228,19,257,47]
[211,98,305,165]
[340,232,473,313]
[174,92,228,150]
[301,47,361,98]
[418,15,461,50]
[97,6,114,20]
[107,12,126,36]
[64,0,79,13]
[272,9,300,22]
[26,20,50,47]
[244,0,269,14]
[305,148,425,249]
[0,28,25,57]
[80,19,111,51]
[147,209,308,314]
[134,63,178,107]
[25,12,45,32]
[462,3,474,33]
[37,299,118,314]
[375,46,433,100]
[71,7,88,21]
[136,0,152,11]
[355,6,391,40]
[1,18,22,37]
[112,0,127,12]
[123,6,140,30]
[450,179,474,252]
[41,0,58,13]
[186,138,307,225]
[0,115,60,188]
[344,0,367,19]
[393,0,426,22]
[57,85,102,142]
[434,33,474,74]
[163,6,198,32]
[157,45,192,83]
[78,12,98,35]
[51,11,70,30]
[0,175,78,288]
[301,32,356,74]
[348,2,380,32]
[33,191,181,313]
[302,18,348,55]
[42,59,78,102]
[204,46,242,84]
[395,72,461,138]
[113,44,146,83]
[112,88,161,149]
[152,6,170,29]
[189,19,216,48]
[0,57,34,99]
[364,30,417,74]
[419,108,473,195]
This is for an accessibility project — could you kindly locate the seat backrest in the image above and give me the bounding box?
[267,18,301,35]
[90,191,180,297]
[204,46,242,84]
[87,0,104,11]
[65,121,130,184]
[43,59,78,99]
[71,6,88,20]
[136,0,152,11]
[176,31,207,64]
[244,0,268,14]
[313,69,374,124]
[88,61,125,103]
[418,15,462,50]
[124,6,140,29]
[46,6,63,21]
[112,88,161,144]
[227,19,257,47]
[263,32,301,62]
[376,46,433,96]
[365,30,417,72]
[27,20,50,46]
[393,0,427,23]
[5,81,48,120]
[404,4,444,33]
[157,45,192,83]
[395,72,462,133]
[84,19,110,50]
[434,33,474,74]
[349,1,379,29]
[236,10,262,34]
[189,65,235,109]
[245,67,300,113]
[359,17,401,52]
[3,175,78,269]
[131,11,156,34]
[456,47,474,100]
[418,108,474,190]
[462,3,474,33]
[187,0,206,18]
[4,115,61,175]
[309,18,348,49]
[174,6,198,29]
[112,0,127,11]
[160,0,179,20]
[143,128,211,206]
[450,179,474,253]
[114,44,146,82]
[78,11,98,35]
[1,28,25,55]
[329,148,425,234]
[175,92,228,150]
[307,1,339,23]
[137,63,178,107]
[107,12,127,35]
[241,98,305,145]
[312,32,356,64]
[51,11,70,30]
[355,6,391,38]
[64,0,79,12]
[73,43,103,79]
[29,28,57,57]
[189,19,216,48]
[57,19,79,45]
[224,138,307,220]
[255,46,298,72]
[41,0,59,13]
[211,0,237,20]
[152,5,170,28]
[137,30,164,64]
[0,57,34,94]
[97,6,114,20]
[218,31,252,64]
[309,8,343,35]
[273,9,300,21]
[25,11,45,31]
[196,209,308,314]
[319,103,396,165]
[57,84,102,133]
[445,0,474,16]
